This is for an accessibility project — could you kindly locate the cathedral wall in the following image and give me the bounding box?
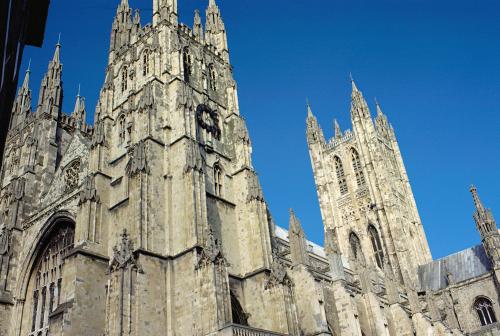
[238,274,290,334]
[0,303,11,336]
[446,275,499,334]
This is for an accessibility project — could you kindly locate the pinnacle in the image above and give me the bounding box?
[53,35,61,63]
[350,73,359,92]
[306,99,314,118]
[470,185,485,214]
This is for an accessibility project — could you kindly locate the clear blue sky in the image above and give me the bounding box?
[20,0,499,259]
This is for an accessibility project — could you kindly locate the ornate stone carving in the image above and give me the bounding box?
[246,173,264,203]
[13,177,25,201]
[91,120,105,147]
[0,224,11,256]
[265,249,289,289]
[137,82,155,113]
[64,160,81,191]
[108,230,142,273]
[197,229,225,268]
[79,175,99,204]
[126,141,148,177]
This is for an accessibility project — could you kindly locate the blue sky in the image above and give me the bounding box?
[20,0,499,259]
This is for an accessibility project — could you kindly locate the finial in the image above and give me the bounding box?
[470,185,485,214]
[57,33,61,46]
[375,98,383,116]
[334,119,342,139]
[27,59,31,73]
[77,84,81,97]
[306,98,313,117]
[350,73,358,92]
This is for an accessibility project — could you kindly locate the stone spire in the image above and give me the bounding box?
[470,186,500,267]
[193,9,204,41]
[289,209,309,266]
[306,101,325,145]
[153,0,178,26]
[334,119,342,139]
[374,99,391,136]
[205,0,228,58]
[37,40,63,119]
[350,76,370,120]
[72,86,86,130]
[10,65,32,128]
[110,0,133,51]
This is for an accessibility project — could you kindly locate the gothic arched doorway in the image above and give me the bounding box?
[21,218,75,336]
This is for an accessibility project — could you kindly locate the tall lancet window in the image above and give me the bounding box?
[28,223,74,336]
[349,232,364,263]
[208,64,217,91]
[368,225,384,268]
[351,148,366,187]
[214,163,223,197]
[183,47,192,83]
[121,67,128,92]
[143,51,150,76]
[334,156,348,195]
[475,297,497,326]
[118,115,126,144]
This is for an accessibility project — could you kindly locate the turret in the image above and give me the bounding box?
[37,40,63,120]
[471,186,500,267]
[306,102,325,145]
[350,77,371,121]
[193,9,204,42]
[110,0,133,52]
[10,64,32,129]
[153,0,177,26]
[289,209,309,266]
[374,100,391,138]
[334,119,342,140]
[205,0,229,60]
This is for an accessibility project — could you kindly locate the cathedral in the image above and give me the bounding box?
[0,0,498,335]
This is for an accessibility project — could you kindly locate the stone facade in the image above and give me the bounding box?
[0,1,498,335]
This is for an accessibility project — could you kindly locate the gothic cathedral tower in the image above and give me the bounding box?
[307,79,432,287]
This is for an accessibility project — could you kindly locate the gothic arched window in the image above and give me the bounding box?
[183,47,192,83]
[214,164,223,197]
[349,232,364,263]
[121,67,128,92]
[231,292,248,326]
[475,297,497,326]
[143,51,150,76]
[351,148,366,187]
[334,156,348,195]
[208,64,217,91]
[29,222,74,335]
[368,225,384,268]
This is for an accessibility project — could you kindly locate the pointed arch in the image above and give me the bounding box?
[368,225,384,268]
[349,232,364,263]
[351,148,366,187]
[334,156,348,195]
[182,47,192,83]
[213,162,224,197]
[474,297,497,326]
[142,49,151,76]
[208,63,217,91]
[118,114,126,144]
[14,212,76,336]
[230,292,248,326]
[121,66,128,92]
